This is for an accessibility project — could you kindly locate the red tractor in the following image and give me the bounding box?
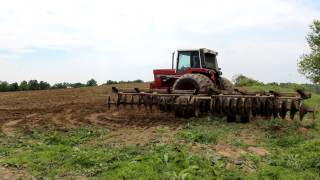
[108,48,315,121]
[150,48,233,93]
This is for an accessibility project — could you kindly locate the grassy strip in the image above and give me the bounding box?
[0,84,319,179]
[0,126,233,179]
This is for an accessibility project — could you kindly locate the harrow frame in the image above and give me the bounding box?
[107,87,316,122]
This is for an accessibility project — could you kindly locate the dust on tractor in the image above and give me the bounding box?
[107,48,316,122]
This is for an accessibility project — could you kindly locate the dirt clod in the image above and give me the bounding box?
[0,165,35,180]
[247,147,270,156]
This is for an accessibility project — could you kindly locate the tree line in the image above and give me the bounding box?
[233,74,320,94]
[0,79,144,92]
[102,79,144,85]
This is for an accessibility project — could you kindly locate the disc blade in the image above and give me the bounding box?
[222,97,231,115]
[280,100,288,119]
[264,98,273,118]
[251,98,260,117]
[259,98,266,116]
[299,101,308,121]
[273,99,280,118]
[290,100,299,120]
[230,98,238,115]
[210,97,215,114]
[236,98,245,116]
[244,98,252,115]
[214,97,223,115]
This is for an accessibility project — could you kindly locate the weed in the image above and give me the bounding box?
[156,126,169,137]
[177,119,230,144]
[229,138,248,148]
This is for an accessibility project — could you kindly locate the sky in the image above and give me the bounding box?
[0,0,319,84]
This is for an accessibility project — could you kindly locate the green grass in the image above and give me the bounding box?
[1,117,320,179]
[0,127,235,179]
[177,118,231,144]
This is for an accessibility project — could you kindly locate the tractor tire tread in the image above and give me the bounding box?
[173,74,216,93]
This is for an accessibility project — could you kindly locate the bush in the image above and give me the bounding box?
[87,79,98,87]
[132,79,144,83]
[51,83,70,89]
[39,81,51,90]
[19,81,29,91]
[28,80,40,90]
[104,80,118,85]
[70,83,86,88]
[0,81,9,92]
[232,74,264,87]
[7,83,19,91]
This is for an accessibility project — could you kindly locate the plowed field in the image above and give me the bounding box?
[0,83,184,143]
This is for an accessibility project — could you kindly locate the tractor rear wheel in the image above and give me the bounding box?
[172,74,216,93]
[220,77,233,91]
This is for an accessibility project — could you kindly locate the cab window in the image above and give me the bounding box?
[177,51,200,71]
[204,53,217,69]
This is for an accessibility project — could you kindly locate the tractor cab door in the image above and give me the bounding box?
[176,51,200,74]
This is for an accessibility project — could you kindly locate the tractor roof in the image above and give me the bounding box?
[177,48,218,55]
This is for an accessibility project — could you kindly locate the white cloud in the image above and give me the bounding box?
[0,0,319,83]
[220,40,310,83]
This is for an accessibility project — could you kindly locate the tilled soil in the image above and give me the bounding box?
[0,83,184,142]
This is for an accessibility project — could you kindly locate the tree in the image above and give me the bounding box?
[0,81,9,92]
[298,20,320,84]
[28,80,40,90]
[39,81,51,90]
[9,82,19,91]
[19,80,29,91]
[86,78,98,87]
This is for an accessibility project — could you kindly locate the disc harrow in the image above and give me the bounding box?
[107,87,316,122]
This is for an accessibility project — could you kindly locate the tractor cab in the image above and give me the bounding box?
[176,48,220,73]
[151,48,223,89]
